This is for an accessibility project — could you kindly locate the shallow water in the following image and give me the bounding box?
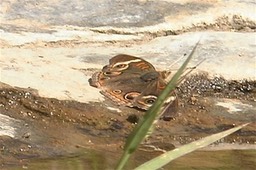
[7,149,256,170]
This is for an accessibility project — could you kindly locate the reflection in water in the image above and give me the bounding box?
[24,149,256,170]
[25,150,109,170]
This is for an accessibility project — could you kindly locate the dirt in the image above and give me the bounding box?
[0,73,255,169]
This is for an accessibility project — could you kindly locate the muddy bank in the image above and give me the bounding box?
[0,74,255,169]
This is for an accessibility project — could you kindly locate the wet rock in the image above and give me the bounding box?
[127,114,140,124]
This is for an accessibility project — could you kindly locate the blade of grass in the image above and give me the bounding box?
[135,123,249,170]
[176,58,206,85]
[115,41,201,170]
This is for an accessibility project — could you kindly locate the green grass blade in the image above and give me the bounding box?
[135,123,249,170]
[115,41,200,170]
